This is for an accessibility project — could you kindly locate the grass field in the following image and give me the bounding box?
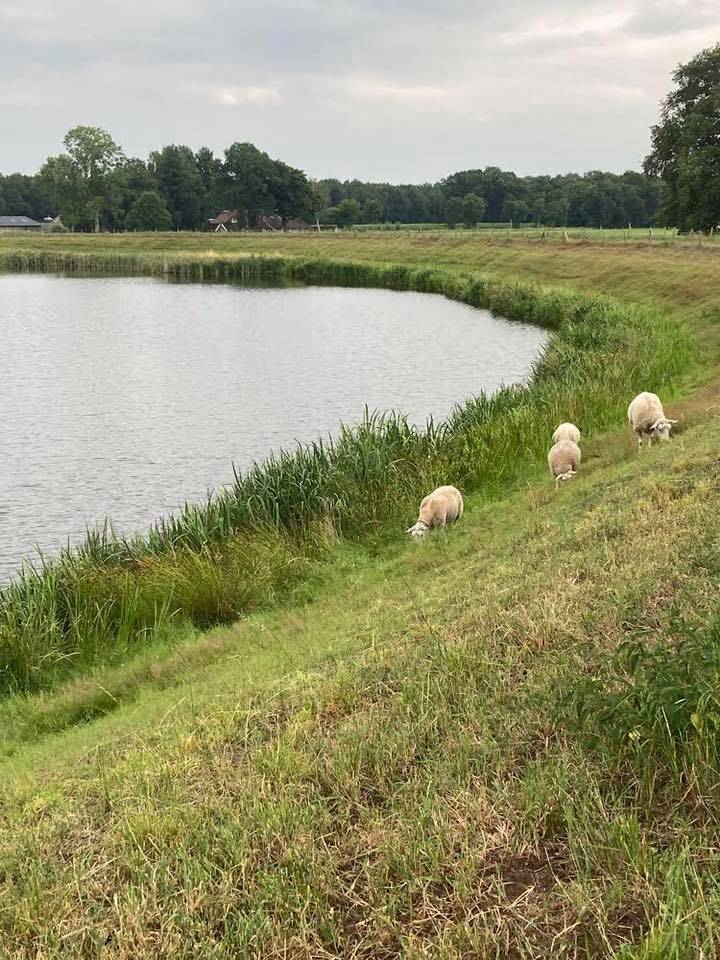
[1,231,720,957]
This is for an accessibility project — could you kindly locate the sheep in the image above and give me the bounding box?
[552,422,581,445]
[406,485,463,540]
[548,440,581,489]
[627,392,677,449]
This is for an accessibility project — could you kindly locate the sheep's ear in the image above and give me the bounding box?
[668,418,679,424]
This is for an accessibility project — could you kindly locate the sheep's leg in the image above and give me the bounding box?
[636,431,644,451]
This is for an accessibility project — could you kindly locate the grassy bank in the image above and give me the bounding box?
[0,251,697,696]
[2,403,720,957]
[0,233,719,956]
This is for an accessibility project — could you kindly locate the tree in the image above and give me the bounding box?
[195,147,223,217]
[149,145,205,229]
[108,158,159,230]
[446,196,464,228]
[406,185,431,223]
[461,193,486,227]
[39,155,88,230]
[0,173,50,219]
[222,142,275,224]
[326,199,361,227]
[63,126,123,182]
[645,43,720,231]
[273,161,317,223]
[530,195,546,225]
[40,126,124,231]
[362,198,384,223]
[545,195,569,227]
[382,186,412,222]
[501,198,530,224]
[125,191,173,231]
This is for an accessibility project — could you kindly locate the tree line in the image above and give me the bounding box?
[0,136,663,231]
[316,168,663,228]
[1,42,718,233]
[0,129,317,232]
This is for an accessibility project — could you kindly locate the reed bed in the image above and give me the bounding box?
[0,253,697,694]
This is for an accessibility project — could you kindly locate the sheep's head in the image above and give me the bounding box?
[555,469,576,489]
[651,417,678,441]
[406,521,428,540]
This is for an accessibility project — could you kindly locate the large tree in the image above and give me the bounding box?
[108,158,159,230]
[148,145,205,230]
[195,147,223,218]
[125,191,173,231]
[445,196,464,228]
[222,142,275,224]
[644,44,720,231]
[462,193,486,226]
[326,198,360,227]
[40,126,124,230]
[273,161,317,223]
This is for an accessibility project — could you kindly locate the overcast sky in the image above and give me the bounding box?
[1,0,718,182]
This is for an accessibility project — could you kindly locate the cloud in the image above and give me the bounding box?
[1,0,719,180]
[217,86,282,106]
[336,77,461,106]
[501,9,634,44]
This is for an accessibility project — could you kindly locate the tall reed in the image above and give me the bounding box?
[0,253,698,694]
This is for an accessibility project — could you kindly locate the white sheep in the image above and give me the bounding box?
[627,392,677,449]
[552,422,581,445]
[406,485,464,540]
[548,440,581,489]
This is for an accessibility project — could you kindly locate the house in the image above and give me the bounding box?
[205,210,242,232]
[0,215,43,231]
[205,210,310,232]
[255,214,284,232]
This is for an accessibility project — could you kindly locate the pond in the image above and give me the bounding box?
[0,274,549,579]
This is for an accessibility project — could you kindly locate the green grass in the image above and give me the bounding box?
[2,417,720,957]
[0,232,719,956]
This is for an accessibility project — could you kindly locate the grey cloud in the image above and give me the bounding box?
[624,0,719,36]
[1,0,719,178]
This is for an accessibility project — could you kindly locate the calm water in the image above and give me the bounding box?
[0,274,548,580]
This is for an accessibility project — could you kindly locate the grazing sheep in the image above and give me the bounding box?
[627,392,678,449]
[406,485,464,540]
[548,440,581,489]
[552,422,581,445]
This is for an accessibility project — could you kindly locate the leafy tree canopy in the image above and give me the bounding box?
[125,191,173,231]
[645,43,720,231]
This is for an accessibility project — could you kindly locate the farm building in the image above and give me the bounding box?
[0,216,43,231]
[205,210,242,232]
[205,210,310,232]
[255,214,284,231]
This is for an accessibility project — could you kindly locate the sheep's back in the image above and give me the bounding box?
[548,440,581,475]
[628,392,664,430]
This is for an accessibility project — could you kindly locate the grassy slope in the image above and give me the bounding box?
[1,234,720,957]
